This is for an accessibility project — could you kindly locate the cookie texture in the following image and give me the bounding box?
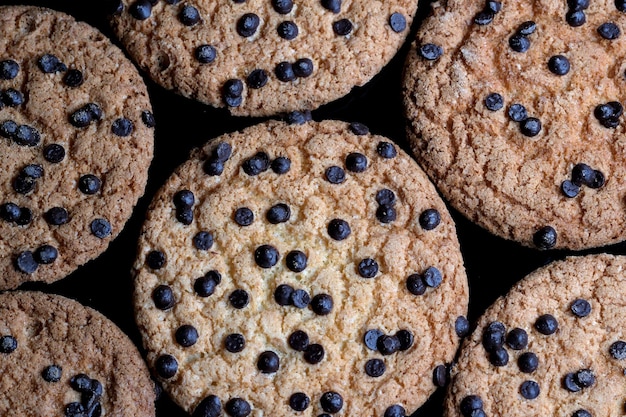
[133,120,469,416]
[0,291,155,416]
[0,6,154,289]
[403,0,626,250]
[445,254,626,417]
[110,0,418,117]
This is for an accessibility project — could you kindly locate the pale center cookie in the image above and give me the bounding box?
[133,120,469,416]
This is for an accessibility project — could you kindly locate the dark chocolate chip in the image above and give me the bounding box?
[489,347,509,366]
[509,34,530,52]
[291,289,310,308]
[70,374,92,392]
[364,329,383,351]
[568,0,590,10]
[38,54,67,73]
[598,22,621,39]
[474,10,494,25]
[376,204,396,223]
[566,10,586,26]
[419,43,443,60]
[22,164,43,179]
[234,207,254,226]
[242,152,270,175]
[389,12,406,32]
[275,62,296,82]
[325,166,346,184]
[2,88,23,107]
[289,393,309,411]
[349,122,369,135]
[320,391,343,413]
[590,170,605,189]
[111,118,134,137]
[193,395,222,417]
[146,250,166,269]
[193,231,214,250]
[229,289,249,309]
[377,335,401,355]
[572,410,592,417]
[130,0,152,20]
[0,59,19,80]
[520,380,540,399]
[288,330,309,351]
[255,245,279,268]
[63,69,84,87]
[293,58,314,77]
[274,284,294,306]
[377,141,397,158]
[237,13,260,37]
[561,180,580,198]
[285,110,312,125]
[271,157,291,174]
[311,294,333,315]
[432,364,448,387]
[617,0,626,11]
[396,330,414,351]
[277,21,298,40]
[16,207,32,226]
[517,20,536,35]
[195,45,217,63]
[173,190,195,209]
[548,55,570,75]
[179,5,201,26]
[90,218,111,238]
[358,258,378,278]
[223,79,244,107]
[44,144,66,163]
[0,120,17,138]
[175,325,198,347]
[42,364,62,382]
[518,352,538,373]
[508,103,527,122]
[14,124,40,146]
[0,203,20,223]
[272,0,293,14]
[286,250,307,272]
[327,219,351,240]
[65,402,85,416]
[225,398,251,417]
[365,358,386,377]
[0,335,17,353]
[423,266,442,288]
[246,69,268,89]
[482,321,505,352]
[225,333,245,353]
[455,316,471,338]
[384,405,405,417]
[419,208,441,230]
[303,343,324,364]
[152,285,175,310]
[520,117,542,137]
[45,207,69,226]
[460,395,483,417]
[346,152,367,172]
[194,271,220,297]
[321,0,341,13]
[266,203,290,224]
[610,340,626,360]
[34,245,58,265]
[534,314,558,335]
[485,93,504,111]
[333,19,353,36]
[12,174,35,194]
[533,226,557,249]
[574,369,595,387]
[487,1,502,12]
[506,328,528,350]
[563,372,581,392]
[156,354,178,379]
[376,189,396,206]
[572,163,596,186]
[570,298,591,317]
[257,351,280,373]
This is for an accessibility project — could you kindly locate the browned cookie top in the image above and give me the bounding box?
[404,0,626,250]
[0,6,154,289]
[0,291,155,416]
[110,0,418,117]
[445,254,626,417]
[133,120,469,416]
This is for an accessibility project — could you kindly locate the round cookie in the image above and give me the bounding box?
[133,119,469,416]
[403,0,626,250]
[0,291,155,416]
[445,254,626,417]
[110,0,418,117]
[0,6,154,289]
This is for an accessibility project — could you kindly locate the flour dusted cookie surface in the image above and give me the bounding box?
[403,0,626,250]
[133,120,468,416]
[110,0,418,117]
[0,6,154,289]
[0,291,155,416]
[445,254,626,417]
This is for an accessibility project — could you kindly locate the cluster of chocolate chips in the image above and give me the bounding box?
[0,87,23,107]
[1,120,41,146]
[173,189,195,225]
[566,0,589,27]
[562,368,595,393]
[406,266,443,295]
[375,188,397,223]
[64,374,104,417]
[274,58,314,83]
[362,328,413,377]
[288,391,343,413]
[561,163,605,198]
[288,330,325,364]
[594,101,623,128]
[509,21,536,53]
[473,0,502,25]
[274,284,333,315]
[460,395,486,417]
[14,245,58,274]
[484,95,542,137]
[0,202,32,226]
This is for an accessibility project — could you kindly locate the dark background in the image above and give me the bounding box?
[3,0,625,416]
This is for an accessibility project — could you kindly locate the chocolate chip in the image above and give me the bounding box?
[321,0,341,13]
[570,298,591,317]
[275,62,296,82]
[255,245,279,268]
[234,207,254,226]
[90,218,111,238]
[520,380,540,399]
[130,0,152,19]
[291,289,310,308]
[489,347,509,366]
[14,124,40,146]
[0,203,20,223]
[2,88,23,107]
[610,340,626,360]
[517,20,537,35]
[193,231,214,250]
[423,266,443,287]
[257,351,280,373]
[358,258,378,278]
[285,250,307,272]
[548,55,570,75]
[285,110,312,125]
[277,21,298,40]
[482,321,505,352]
[0,335,17,353]
[520,117,542,137]
[325,166,346,184]
[419,43,443,60]
[45,207,69,226]
[289,393,309,411]
[203,159,224,176]
[246,69,268,89]
[320,391,343,413]
[327,219,351,240]
[152,285,175,310]
[389,12,406,32]
[566,10,586,26]
[70,374,92,393]
[533,226,557,249]
[0,120,17,138]
[179,5,201,26]
[156,354,178,379]
[365,358,386,377]
[572,410,592,417]
[225,398,251,417]
[16,207,32,226]
[474,10,494,25]
[237,13,260,37]
[376,189,396,206]
[271,157,291,174]
[195,45,217,63]
[377,141,397,159]
[38,54,67,73]
[485,93,504,111]
[432,364,448,387]
[44,144,66,163]
[508,103,527,122]
[173,191,194,210]
[460,395,483,417]
[617,0,626,11]
[569,0,589,10]
[561,180,580,198]
[333,19,353,36]
[34,245,58,264]
[112,118,134,137]
[363,329,383,351]
[288,330,309,351]
[266,203,290,224]
[69,104,102,127]
[346,152,367,172]
[598,22,620,39]
[574,369,595,387]
[293,58,314,78]
[377,335,401,355]
[12,174,35,194]
[15,251,37,274]
[376,204,397,223]
[590,170,605,189]
[229,289,249,309]
[506,328,528,350]
[63,69,84,87]
[42,365,62,382]
[272,0,293,14]
[396,330,414,351]
[384,405,405,417]
[509,34,530,52]
[535,314,558,335]
[242,152,270,175]
[193,396,222,417]
[518,352,538,373]
[194,271,220,297]
[175,325,198,347]
[0,59,19,80]
[274,284,294,306]
[311,294,333,315]
[487,1,502,12]
[223,79,244,107]
[225,334,245,353]
[563,372,581,392]
[65,402,85,416]
[455,316,471,338]
[419,208,441,230]
[22,164,43,179]
[303,343,324,364]
[146,250,166,269]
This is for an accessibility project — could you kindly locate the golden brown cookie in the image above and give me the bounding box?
[0,6,154,289]
[133,119,469,416]
[403,0,626,250]
[0,291,155,416]
[110,0,418,117]
[445,254,626,417]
